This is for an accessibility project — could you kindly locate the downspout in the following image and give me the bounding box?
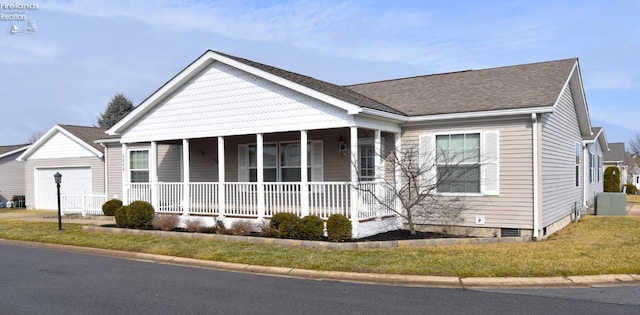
[582,143,588,220]
[100,143,109,199]
[531,113,539,240]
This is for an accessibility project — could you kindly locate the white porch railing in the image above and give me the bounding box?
[123,182,396,221]
[61,193,107,216]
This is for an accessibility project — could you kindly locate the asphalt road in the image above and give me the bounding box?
[0,242,638,314]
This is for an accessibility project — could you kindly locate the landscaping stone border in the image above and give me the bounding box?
[82,226,530,249]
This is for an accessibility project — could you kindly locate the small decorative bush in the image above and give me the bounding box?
[258,220,276,237]
[299,215,324,240]
[152,214,180,231]
[185,218,204,232]
[269,212,301,239]
[114,206,129,228]
[102,199,122,216]
[126,200,155,228]
[326,214,352,242]
[625,184,638,195]
[229,220,253,236]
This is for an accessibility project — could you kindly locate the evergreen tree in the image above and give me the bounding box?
[97,93,134,128]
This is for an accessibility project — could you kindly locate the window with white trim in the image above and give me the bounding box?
[247,142,311,182]
[358,142,375,181]
[589,153,595,183]
[130,150,149,183]
[435,133,481,193]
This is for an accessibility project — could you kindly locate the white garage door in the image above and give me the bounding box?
[36,167,92,210]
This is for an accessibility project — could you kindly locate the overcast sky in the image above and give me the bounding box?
[1,0,638,146]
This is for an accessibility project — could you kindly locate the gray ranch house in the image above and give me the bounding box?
[93,50,606,239]
[0,144,30,207]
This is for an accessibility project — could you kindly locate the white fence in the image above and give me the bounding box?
[123,181,397,221]
[61,193,107,216]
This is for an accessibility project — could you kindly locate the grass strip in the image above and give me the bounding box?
[1,215,639,277]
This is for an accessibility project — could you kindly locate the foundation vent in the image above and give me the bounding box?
[500,228,521,237]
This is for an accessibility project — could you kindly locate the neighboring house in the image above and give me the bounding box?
[16,124,118,213]
[99,50,601,239]
[602,142,628,190]
[0,144,30,207]
[582,127,607,212]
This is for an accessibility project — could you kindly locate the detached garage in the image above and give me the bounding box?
[17,124,117,210]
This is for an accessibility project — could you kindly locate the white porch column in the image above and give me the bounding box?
[349,126,359,236]
[121,143,128,204]
[257,133,265,219]
[150,141,159,211]
[217,136,226,218]
[300,130,309,217]
[374,130,382,220]
[394,133,402,218]
[182,139,190,215]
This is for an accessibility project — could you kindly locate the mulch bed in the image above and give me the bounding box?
[100,224,463,242]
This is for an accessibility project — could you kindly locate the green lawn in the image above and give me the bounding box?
[1,214,639,277]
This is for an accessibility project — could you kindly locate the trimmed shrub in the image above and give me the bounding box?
[126,200,155,228]
[625,184,638,195]
[152,214,180,231]
[229,220,253,236]
[299,215,324,240]
[114,206,129,228]
[269,212,301,239]
[326,214,352,242]
[102,199,122,216]
[604,166,621,192]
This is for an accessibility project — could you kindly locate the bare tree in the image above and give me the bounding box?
[354,138,483,236]
[628,133,640,155]
[26,130,45,144]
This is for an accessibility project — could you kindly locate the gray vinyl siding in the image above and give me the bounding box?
[105,144,122,199]
[402,116,534,229]
[0,152,26,203]
[540,84,583,226]
[24,157,105,209]
[585,140,603,207]
[157,144,182,182]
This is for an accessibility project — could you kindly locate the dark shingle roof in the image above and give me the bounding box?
[346,58,577,116]
[213,50,405,115]
[0,144,29,157]
[584,127,602,141]
[603,142,627,163]
[58,125,118,153]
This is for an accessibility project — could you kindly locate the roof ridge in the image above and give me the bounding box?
[346,58,578,87]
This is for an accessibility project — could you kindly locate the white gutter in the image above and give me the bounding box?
[532,113,539,240]
[406,106,555,123]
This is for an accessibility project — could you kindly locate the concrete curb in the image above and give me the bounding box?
[2,238,639,289]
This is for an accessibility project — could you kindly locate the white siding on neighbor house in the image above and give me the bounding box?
[121,62,354,143]
[540,84,583,227]
[29,132,95,159]
[585,140,603,207]
[402,116,534,229]
[0,151,26,203]
[105,144,122,199]
[24,157,105,209]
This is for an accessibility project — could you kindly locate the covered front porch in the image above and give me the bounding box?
[121,127,403,237]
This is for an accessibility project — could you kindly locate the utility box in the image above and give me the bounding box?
[595,192,627,215]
